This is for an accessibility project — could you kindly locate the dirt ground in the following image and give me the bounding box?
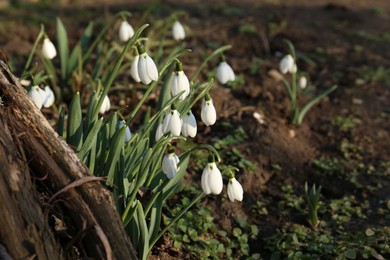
[0,0,389,258]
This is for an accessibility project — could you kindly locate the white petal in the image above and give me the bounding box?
[217,62,235,84]
[145,54,159,81]
[162,154,179,179]
[169,110,182,136]
[27,86,43,109]
[299,76,307,89]
[155,122,164,142]
[138,54,152,85]
[119,21,134,42]
[208,163,223,195]
[99,95,110,114]
[43,86,55,108]
[118,120,131,142]
[290,63,297,74]
[201,166,211,194]
[171,71,190,100]
[181,111,197,138]
[201,100,216,126]
[172,21,185,40]
[279,54,294,74]
[42,38,57,59]
[38,88,47,104]
[130,55,141,82]
[227,178,244,202]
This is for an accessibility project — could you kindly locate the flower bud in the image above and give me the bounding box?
[216,61,235,84]
[42,38,57,60]
[227,177,244,202]
[119,20,135,42]
[299,76,307,89]
[118,120,132,142]
[201,94,216,126]
[172,21,185,41]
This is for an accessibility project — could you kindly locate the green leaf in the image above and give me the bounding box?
[67,92,83,149]
[148,191,163,242]
[77,117,103,161]
[57,105,65,137]
[105,125,126,185]
[345,248,357,259]
[136,201,149,260]
[298,85,337,124]
[56,17,70,80]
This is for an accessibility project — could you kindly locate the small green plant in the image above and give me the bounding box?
[279,40,337,124]
[304,182,322,229]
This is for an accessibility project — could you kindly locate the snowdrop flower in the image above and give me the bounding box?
[181,110,197,138]
[162,147,180,179]
[291,63,297,74]
[172,20,185,41]
[118,120,132,142]
[201,155,223,195]
[171,61,190,101]
[130,54,141,82]
[27,86,44,109]
[137,45,158,85]
[155,121,164,142]
[162,104,181,136]
[279,54,295,74]
[118,20,134,42]
[299,76,307,89]
[227,176,244,202]
[99,94,111,114]
[217,61,235,84]
[42,86,55,108]
[42,38,57,59]
[201,93,216,126]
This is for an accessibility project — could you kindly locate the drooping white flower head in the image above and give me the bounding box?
[42,86,55,108]
[171,61,190,101]
[291,63,297,74]
[162,104,181,136]
[162,147,180,179]
[201,155,223,195]
[172,20,185,41]
[201,93,216,126]
[42,38,57,60]
[217,61,235,85]
[99,94,111,114]
[130,54,141,83]
[181,110,197,138]
[227,176,244,202]
[118,20,135,42]
[279,54,295,74]
[27,86,44,109]
[155,121,164,142]
[137,45,158,85]
[118,120,132,142]
[299,76,307,89]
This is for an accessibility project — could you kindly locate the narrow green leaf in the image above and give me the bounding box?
[57,106,65,137]
[298,85,337,124]
[77,117,103,161]
[67,92,83,150]
[148,191,163,241]
[128,206,140,249]
[80,21,94,52]
[56,17,70,80]
[105,125,126,185]
[136,201,149,260]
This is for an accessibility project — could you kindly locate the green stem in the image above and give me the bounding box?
[22,25,45,78]
[148,192,204,252]
[181,144,221,163]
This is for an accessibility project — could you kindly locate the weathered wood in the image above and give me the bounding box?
[0,118,64,260]
[0,59,137,259]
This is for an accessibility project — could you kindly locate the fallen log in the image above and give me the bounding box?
[0,59,137,259]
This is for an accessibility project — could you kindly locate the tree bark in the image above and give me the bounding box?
[0,59,137,259]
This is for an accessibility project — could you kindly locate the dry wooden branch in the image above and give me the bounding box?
[0,59,137,259]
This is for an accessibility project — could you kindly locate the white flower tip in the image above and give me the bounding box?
[172,21,185,41]
[42,38,57,59]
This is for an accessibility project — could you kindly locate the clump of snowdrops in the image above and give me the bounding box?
[23,11,243,259]
[278,40,337,125]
